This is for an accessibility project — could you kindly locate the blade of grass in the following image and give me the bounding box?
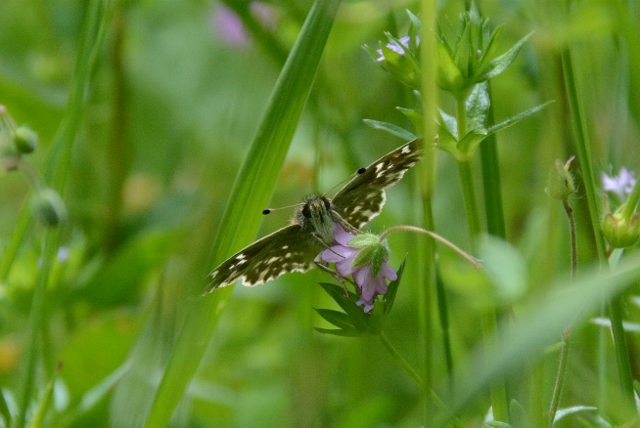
[436,251,640,425]
[12,2,114,427]
[142,1,341,426]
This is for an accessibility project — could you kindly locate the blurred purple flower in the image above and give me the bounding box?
[321,225,397,313]
[376,36,419,62]
[211,4,249,46]
[210,2,275,47]
[602,167,636,199]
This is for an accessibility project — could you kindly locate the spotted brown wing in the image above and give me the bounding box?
[331,139,422,228]
[208,224,322,291]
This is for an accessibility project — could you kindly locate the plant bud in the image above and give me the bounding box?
[32,189,68,227]
[13,126,38,154]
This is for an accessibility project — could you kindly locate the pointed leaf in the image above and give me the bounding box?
[318,282,369,330]
[314,308,355,329]
[479,235,528,303]
[383,258,406,314]
[486,101,553,136]
[466,82,490,131]
[457,128,488,158]
[476,32,533,82]
[438,108,458,138]
[553,406,598,424]
[363,119,417,141]
[437,42,464,92]
[314,327,370,337]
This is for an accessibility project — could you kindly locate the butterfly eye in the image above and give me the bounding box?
[323,198,331,211]
[302,204,311,218]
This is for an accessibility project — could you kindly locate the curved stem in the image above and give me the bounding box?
[380,225,479,268]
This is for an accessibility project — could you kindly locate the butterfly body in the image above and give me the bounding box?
[207,139,422,292]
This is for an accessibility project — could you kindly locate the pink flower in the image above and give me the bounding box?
[321,225,397,313]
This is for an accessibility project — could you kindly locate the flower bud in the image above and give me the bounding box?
[546,157,575,201]
[348,233,390,277]
[602,211,640,248]
[32,189,68,227]
[13,126,38,154]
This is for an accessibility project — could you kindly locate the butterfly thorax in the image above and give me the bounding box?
[293,195,336,245]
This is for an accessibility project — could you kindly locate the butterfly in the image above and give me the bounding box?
[206,138,423,292]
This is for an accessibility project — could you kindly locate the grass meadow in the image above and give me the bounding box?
[1,0,640,426]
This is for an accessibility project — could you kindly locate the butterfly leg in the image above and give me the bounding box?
[331,211,361,235]
[314,261,353,296]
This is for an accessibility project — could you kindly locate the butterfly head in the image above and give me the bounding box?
[294,195,336,245]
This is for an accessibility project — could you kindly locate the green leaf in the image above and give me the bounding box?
[553,406,598,424]
[456,128,488,158]
[313,327,369,337]
[383,258,406,314]
[466,82,490,131]
[363,119,417,141]
[318,282,369,331]
[476,32,533,82]
[479,235,528,303]
[483,422,513,428]
[509,399,530,428]
[143,1,342,426]
[486,101,553,136]
[314,308,355,329]
[437,42,464,92]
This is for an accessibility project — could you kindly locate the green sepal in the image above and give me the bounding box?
[437,42,465,93]
[349,235,389,277]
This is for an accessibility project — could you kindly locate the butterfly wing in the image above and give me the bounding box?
[208,224,322,291]
[331,139,422,228]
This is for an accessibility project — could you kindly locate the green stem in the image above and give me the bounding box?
[435,265,454,388]
[548,328,571,427]
[13,231,58,428]
[419,0,438,423]
[455,96,508,422]
[457,160,482,249]
[378,333,466,428]
[379,333,425,390]
[561,47,635,404]
[548,199,577,426]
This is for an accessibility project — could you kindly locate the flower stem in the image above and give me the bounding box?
[378,333,465,428]
[548,199,577,426]
[380,225,479,268]
[561,47,635,405]
[548,327,571,427]
[455,95,508,422]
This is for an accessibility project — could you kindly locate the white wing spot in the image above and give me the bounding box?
[402,145,411,153]
[375,162,385,173]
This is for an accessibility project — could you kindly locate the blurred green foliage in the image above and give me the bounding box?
[1,0,640,427]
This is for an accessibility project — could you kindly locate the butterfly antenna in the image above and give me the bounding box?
[262,202,303,215]
[321,166,367,197]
